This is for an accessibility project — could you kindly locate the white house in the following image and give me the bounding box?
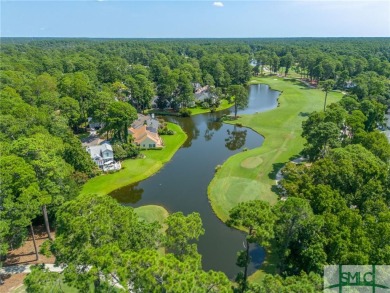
[86,142,121,171]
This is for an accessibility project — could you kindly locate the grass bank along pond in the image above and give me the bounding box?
[81,123,187,196]
[209,77,342,223]
[110,83,279,278]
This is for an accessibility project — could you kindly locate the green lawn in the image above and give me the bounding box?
[208,77,342,281]
[275,67,304,79]
[135,205,169,226]
[190,99,234,116]
[147,99,234,117]
[208,77,342,222]
[81,122,187,196]
[135,205,169,254]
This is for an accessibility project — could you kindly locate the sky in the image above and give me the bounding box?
[1,0,390,38]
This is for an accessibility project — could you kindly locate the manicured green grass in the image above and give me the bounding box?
[208,77,342,281]
[190,99,234,116]
[275,67,303,79]
[135,205,169,254]
[147,99,234,116]
[208,77,342,222]
[81,123,187,196]
[189,107,213,116]
[135,205,169,226]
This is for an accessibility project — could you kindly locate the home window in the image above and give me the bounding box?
[149,144,155,148]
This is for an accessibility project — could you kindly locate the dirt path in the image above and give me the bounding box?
[1,226,55,292]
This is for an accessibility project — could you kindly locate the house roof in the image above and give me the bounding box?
[129,125,163,146]
[86,142,113,160]
[131,114,159,133]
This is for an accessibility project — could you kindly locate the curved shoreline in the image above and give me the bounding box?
[81,122,188,196]
[190,99,235,116]
[207,76,342,280]
[208,77,343,220]
[81,78,342,282]
[134,205,169,227]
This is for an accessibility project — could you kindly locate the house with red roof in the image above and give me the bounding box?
[128,125,163,149]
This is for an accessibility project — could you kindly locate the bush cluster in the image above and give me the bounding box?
[113,143,140,160]
[179,108,192,117]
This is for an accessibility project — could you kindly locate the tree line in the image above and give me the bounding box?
[225,54,390,291]
[0,38,389,291]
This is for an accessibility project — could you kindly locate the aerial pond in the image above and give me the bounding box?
[110,84,280,278]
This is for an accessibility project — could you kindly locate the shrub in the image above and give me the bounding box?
[159,127,174,135]
[113,144,127,161]
[201,101,210,109]
[123,143,140,158]
[39,240,52,257]
[113,143,140,160]
[179,108,192,117]
[157,118,167,129]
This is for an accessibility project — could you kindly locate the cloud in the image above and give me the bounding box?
[213,2,224,7]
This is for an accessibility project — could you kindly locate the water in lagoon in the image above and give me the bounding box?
[110,84,280,278]
[240,83,280,115]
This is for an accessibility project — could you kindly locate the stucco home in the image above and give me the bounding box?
[129,125,163,149]
[86,142,121,171]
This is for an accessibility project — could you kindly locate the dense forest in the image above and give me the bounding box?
[1,38,389,292]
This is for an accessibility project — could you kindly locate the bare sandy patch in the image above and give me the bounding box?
[241,156,263,169]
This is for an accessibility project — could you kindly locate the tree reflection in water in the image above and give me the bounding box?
[204,129,214,141]
[224,125,247,150]
[166,116,200,148]
[110,182,144,204]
